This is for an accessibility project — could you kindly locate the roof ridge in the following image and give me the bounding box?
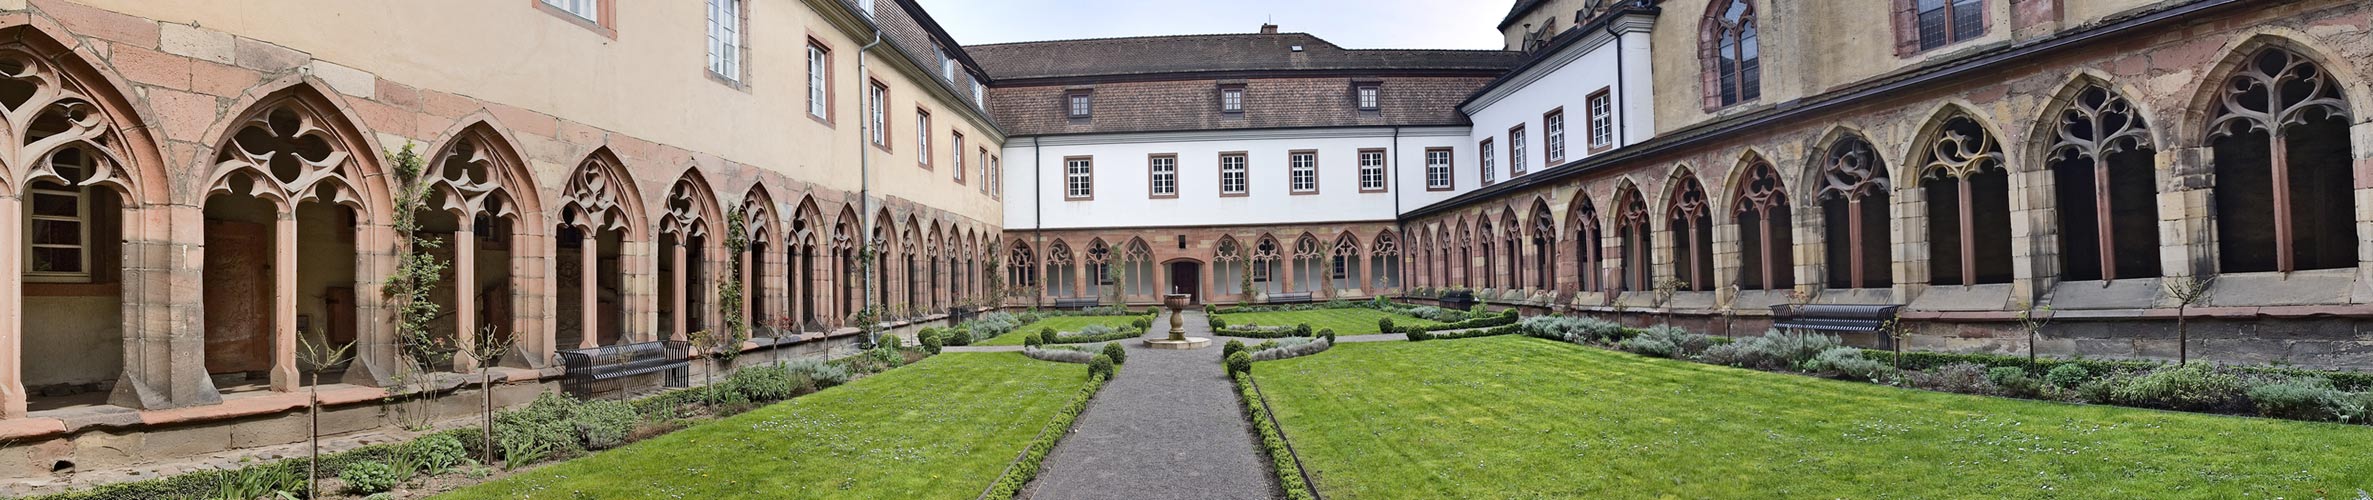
[966,32,1317,48]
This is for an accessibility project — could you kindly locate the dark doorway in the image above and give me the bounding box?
[1168,261,1202,303]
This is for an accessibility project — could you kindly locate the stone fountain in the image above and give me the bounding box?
[1142,293,1210,350]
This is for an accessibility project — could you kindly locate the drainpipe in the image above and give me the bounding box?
[858,29,883,346]
[1032,137,1044,308]
[1607,18,1630,146]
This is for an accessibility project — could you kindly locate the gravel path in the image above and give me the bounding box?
[1023,309,1280,500]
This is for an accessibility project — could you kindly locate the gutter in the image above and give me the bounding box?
[858,29,883,345]
[1407,0,2243,220]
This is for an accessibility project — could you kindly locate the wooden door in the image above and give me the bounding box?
[203,220,272,374]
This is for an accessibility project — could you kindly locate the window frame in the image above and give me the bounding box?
[1703,0,1761,110]
[806,38,834,125]
[1288,150,1320,195]
[915,107,932,169]
[869,79,891,151]
[1425,147,1455,192]
[1902,0,1989,54]
[1065,90,1094,119]
[1355,84,1381,111]
[1219,85,1246,114]
[1064,155,1095,200]
[1587,88,1615,153]
[1480,138,1497,185]
[533,0,615,38]
[1357,148,1388,193]
[1219,152,1250,197]
[1543,108,1567,165]
[1148,153,1180,199]
[1508,124,1529,176]
[977,147,990,191]
[24,179,91,283]
[705,0,744,84]
[990,155,1002,199]
[953,131,968,183]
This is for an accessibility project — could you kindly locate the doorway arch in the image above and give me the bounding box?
[1162,258,1205,304]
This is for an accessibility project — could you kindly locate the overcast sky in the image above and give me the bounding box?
[913,0,1511,50]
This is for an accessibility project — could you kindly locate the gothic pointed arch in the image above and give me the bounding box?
[1613,180,1654,292]
[0,29,162,204]
[1665,168,1714,291]
[1527,197,1557,291]
[1911,107,2013,286]
[1369,228,1402,291]
[422,119,545,228]
[558,148,648,240]
[1569,192,1605,292]
[1732,155,1792,291]
[204,81,391,220]
[1814,131,1892,289]
[2199,43,2357,274]
[2041,78,2160,281]
[1700,0,1760,109]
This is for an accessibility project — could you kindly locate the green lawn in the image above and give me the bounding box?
[1214,308,1438,336]
[1257,336,2373,499]
[975,315,1144,346]
[437,353,1086,500]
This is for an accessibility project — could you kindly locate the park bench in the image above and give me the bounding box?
[1050,297,1102,310]
[557,340,691,397]
[1769,304,1904,346]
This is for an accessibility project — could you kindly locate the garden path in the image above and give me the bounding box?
[1022,309,1280,500]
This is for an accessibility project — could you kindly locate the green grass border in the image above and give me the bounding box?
[1232,370,1319,500]
[978,370,1113,499]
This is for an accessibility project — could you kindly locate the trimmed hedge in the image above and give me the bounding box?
[982,372,1111,499]
[1233,371,1318,500]
[1406,323,1524,342]
[1386,309,1520,334]
[1043,326,1146,345]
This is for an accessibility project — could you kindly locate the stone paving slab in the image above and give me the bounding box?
[1023,309,1279,500]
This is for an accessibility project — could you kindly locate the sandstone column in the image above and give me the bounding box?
[580,234,598,349]
[453,229,478,372]
[272,214,297,391]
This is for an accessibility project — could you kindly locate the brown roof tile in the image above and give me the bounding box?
[966,33,1522,82]
[990,75,1493,136]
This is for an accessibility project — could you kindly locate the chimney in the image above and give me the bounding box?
[1259,23,1279,34]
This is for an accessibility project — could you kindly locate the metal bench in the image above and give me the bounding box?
[1050,297,1102,310]
[1266,292,1314,304]
[557,340,690,397]
[1437,290,1477,311]
[1770,304,1904,345]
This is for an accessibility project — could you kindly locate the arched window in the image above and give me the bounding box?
[1501,212,1523,290]
[1006,241,1036,288]
[1332,234,1363,291]
[1476,219,1497,289]
[1294,235,1325,293]
[1531,204,1557,290]
[1572,197,1605,292]
[1703,0,1760,109]
[2049,83,2160,281]
[1667,173,1714,291]
[1123,238,1155,297]
[2209,47,2354,273]
[1817,136,1893,289]
[1214,236,1244,297]
[1614,185,1654,291]
[1918,114,2012,286]
[1252,236,1284,294]
[1457,223,1475,288]
[1371,231,1402,291]
[1045,240,1075,298]
[1734,161,1793,290]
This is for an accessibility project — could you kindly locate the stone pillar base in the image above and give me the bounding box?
[1142,337,1211,350]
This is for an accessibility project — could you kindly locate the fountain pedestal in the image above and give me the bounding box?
[1143,293,1210,350]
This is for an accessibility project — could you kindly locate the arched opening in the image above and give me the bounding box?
[2049,83,2160,281]
[1734,160,1793,290]
[1123,238,1156,299]
[1667,172,1714,291]
[1918,114,2013,286]
[1572,196,1605,292]
[2208,46,2355,273]
[1253,235,1284,295]
[1530,204,1556,291]
[1370,231,1402,292]
[555,152,639,350]
[1044,239,1076,299]
[1331,233,1363,292]
[1817,135,1892,289]
[1477,219,1497,289]
[1614,185,1653,292]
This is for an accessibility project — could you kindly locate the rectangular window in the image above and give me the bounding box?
[1252,261,1271,282]
[869,81,888,148]
[915,109,931,167]
[952,132,966,182]
[706,0,741,81]
[807,43,831,121]
[1357,149,1387,192]
[990,155,1002,198]
[979,148,991,193]
[542,0,600,21]
[25,179,89,281]
[1425,147,1454,191]
[1543,109,1566,164]
[1065,156,1094,200]
[1220,86,1245,113]
[1219,152,1248,196]
[1331,255,1348,280]
[1149,154,1178,198]
[1508,125,1528,176]
[972,80,986,107]
[1067,91,1093,118]
[1356,85,1380,110]
[1917,0,1986,51]
[1480,138,1496,185]
[1288,151,1318,194]
[1588,88,1615,152]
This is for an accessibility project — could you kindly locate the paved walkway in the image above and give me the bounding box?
[1023,309,1279,500]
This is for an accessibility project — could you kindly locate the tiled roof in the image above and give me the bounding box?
[966,33,1523,82]
[1500,0,1551,29]
[989,75,1495,136]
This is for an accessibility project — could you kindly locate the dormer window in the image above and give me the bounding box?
[1066,90,1093,119]
[1220,85,1246,114]
[1356,85,1380,111]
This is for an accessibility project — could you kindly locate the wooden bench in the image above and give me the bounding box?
[1266,292,1314,304]
[1050,297,1102,310]
[557,340,691,397]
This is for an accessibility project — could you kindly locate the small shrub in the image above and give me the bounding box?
[496,392,584,460]
[2075,374,2125,403]
[2044,364,2091,389]
[1088,354,1116,379]
[1225,351,1252,376]
[783,357,851,388]
[1378,317,1396,333]
[1024,345,1097,363]
[1039,327,1058,345]
[1210,316,1228,329]
[945,329,974,346]
[339,461,398,495]
[1223,339,1246,359]
[2247,377,2351,421]
[2110,364,2246,411]
[1024,334,1045,348]
[572,398,638,450]
[1907,362,1998,394]
[1699,330,1839,370]
[878,335,903,351]
[1294,324,1314,337]
[1618,334,1676,358]
[1986,366,2029,386]
[1987,366,2049,398]
[1502,309,1519,320]
[1132,318,1152,330]
[727,365,804,402]
[1619,326,1710,359]
[919,330,944,354]
[1804,347,1892,381]
[1319,328,1337,344]
[1102,342,1127,365]
[410,433,467,473]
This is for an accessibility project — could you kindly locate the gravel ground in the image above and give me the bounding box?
[1022,309,1280,500]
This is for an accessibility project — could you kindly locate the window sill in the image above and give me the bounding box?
[706,71,749,92]
[533,2,616,39]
